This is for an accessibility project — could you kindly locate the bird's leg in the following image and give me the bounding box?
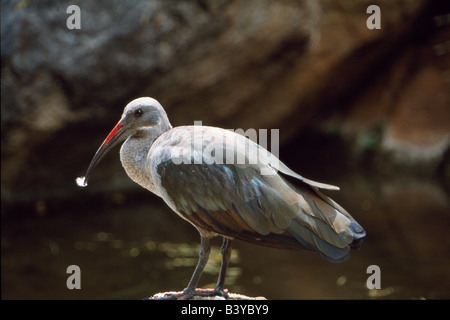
[157,237,232,300]
[190,237,232,298]
[185,235,211,295]
[161,235,211,300]
[214,237,232,297]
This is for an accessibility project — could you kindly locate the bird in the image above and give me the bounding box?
[76,97,366,299]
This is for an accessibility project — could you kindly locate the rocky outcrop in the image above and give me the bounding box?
[1,0,449,206]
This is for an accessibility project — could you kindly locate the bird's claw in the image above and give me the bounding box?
[194,287,229,298]
[148,288,229,300]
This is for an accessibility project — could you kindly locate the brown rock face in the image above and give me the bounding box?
[1,0,448,205]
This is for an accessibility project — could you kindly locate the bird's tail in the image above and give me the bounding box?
[287,187,366,263]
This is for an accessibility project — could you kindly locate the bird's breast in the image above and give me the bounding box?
[120,137,157,194]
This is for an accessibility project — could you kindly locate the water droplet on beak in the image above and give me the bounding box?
[76,176,88,187]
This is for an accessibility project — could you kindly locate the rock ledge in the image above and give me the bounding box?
[148,291,267,300]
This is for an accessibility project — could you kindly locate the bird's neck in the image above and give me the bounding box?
[120,124,172,194]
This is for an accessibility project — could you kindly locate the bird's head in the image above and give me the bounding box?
[76,97,171,187]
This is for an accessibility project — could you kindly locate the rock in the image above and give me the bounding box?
[148,291,267,300]
[327,8,450,169]
[1,0,448,207]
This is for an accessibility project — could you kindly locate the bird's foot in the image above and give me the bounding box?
[148,288,229,300]
[194,287,229,299]
[146,289,192,300]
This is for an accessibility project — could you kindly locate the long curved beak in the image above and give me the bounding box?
[76,119,131,187]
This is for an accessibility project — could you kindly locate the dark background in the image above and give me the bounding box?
[2,0,449,299]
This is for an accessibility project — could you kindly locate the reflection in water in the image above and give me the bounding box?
[1,174,449,299]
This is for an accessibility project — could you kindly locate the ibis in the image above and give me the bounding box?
[77,97,366,299]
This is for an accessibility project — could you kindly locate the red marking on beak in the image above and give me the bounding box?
[102,120,123,146]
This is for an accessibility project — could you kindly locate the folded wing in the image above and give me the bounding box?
[152,126,365,262]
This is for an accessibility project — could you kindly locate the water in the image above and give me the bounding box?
[2,172,449,299]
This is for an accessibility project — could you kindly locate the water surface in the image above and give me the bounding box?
[2,172,449,299]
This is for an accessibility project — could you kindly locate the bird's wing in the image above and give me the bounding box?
[150,127,365,262]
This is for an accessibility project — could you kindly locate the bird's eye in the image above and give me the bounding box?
[134,109,143,117]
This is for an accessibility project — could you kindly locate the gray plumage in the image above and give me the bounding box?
[79,97,366,299]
